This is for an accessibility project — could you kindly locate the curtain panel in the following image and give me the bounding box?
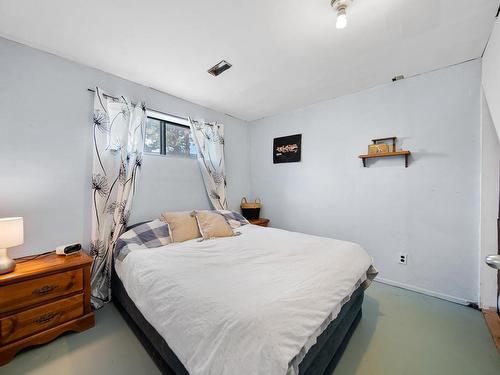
[189,118,228,210]
[90,88,146,309]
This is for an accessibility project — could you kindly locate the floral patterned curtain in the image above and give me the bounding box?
[189,118,227,210]
[90,88,146,309]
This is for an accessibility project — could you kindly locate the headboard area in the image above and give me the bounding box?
[125,221,150,231]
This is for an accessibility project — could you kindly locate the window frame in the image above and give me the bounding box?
[144,110,196,159]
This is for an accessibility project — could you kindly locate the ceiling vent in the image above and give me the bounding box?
[208,60,232,77]
[392,75,405,82]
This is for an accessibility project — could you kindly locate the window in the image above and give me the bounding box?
[144,110,197,158]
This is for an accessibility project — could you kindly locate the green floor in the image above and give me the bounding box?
[2,282,499,375]
[335,283,499,375]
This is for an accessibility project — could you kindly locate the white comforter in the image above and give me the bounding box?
[116,224,373,375]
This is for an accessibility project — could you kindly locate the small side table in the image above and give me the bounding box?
[249,218,270,227]
[0,251,94,365]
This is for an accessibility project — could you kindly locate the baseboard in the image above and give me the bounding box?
[375,277,473,306]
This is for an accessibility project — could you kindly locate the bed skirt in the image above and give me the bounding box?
[111,269,364,375]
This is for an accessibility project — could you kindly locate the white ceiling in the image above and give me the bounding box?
[0,0,498,121]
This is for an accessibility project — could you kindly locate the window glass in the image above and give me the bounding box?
[144,114,197,158]
[145,117,161,154]
[166,122,197,157]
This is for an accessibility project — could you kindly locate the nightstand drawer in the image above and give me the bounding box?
[0,293,83,345]
[0,270,83,314]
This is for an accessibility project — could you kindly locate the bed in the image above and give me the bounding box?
[112,219,375,375]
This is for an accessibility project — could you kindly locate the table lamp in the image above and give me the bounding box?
[0,217,24,274]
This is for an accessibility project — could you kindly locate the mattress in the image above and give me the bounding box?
[115,224,373,375]
[112,271,364,375]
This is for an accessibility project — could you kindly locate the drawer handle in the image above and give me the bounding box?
[33,312,58,324]
[32,284,59,296]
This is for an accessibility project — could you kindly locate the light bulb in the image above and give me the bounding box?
[336,8,347,29]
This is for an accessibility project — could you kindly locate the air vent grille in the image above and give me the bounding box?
[208,60,232,77]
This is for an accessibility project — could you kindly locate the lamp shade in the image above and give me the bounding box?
[0,217,24,248]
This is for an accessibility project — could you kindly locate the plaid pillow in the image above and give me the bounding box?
[217,210,249,229]
[115,219,171,261]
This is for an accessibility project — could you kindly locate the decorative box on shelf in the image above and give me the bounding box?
[368,143,390,154]
[0,251,94,365]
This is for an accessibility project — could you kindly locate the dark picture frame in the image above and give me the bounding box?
[273,134,302,164]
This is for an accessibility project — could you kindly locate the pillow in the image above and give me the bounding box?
[161,211,201,243]
[195,210,234,239]
[115,219,171,261]
[217,210,250,229]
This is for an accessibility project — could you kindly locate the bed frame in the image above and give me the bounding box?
[111,268,363,375]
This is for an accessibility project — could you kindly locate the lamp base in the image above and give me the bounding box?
[0,248,16,275]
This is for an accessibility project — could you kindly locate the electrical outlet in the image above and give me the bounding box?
[398,254,408,265]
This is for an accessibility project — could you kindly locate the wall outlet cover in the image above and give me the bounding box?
[399,254,408,265]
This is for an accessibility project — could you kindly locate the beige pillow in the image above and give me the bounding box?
[161,211,201,243]
[195,211,234,239]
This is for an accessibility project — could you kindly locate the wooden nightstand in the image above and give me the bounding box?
[0,252,94,365]
[249,218,270,227]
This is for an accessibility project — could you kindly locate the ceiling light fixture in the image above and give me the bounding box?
[331,0,352,29]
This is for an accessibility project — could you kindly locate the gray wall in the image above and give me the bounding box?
[480,94,500,309]
[0,37,250,258]
[249,60,481,303]
[481,16,500,310]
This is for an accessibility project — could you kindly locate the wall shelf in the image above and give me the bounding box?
[359,151,411,168]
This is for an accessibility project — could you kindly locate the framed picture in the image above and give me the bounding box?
[273,134,302,164]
